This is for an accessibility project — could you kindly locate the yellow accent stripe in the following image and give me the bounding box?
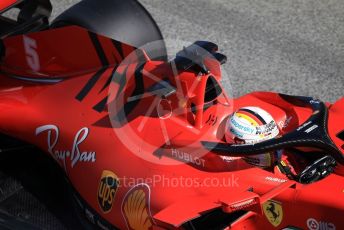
[236,112,259,126]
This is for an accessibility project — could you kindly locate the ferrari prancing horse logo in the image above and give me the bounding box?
[263,200,283,227]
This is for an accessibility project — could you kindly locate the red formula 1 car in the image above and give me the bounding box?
[0,0,343,229]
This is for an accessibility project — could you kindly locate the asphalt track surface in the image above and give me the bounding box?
[52,0,343,103]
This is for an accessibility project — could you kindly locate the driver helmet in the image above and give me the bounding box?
[225,107,280,168]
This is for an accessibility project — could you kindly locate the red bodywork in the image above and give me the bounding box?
[0,0,20,13]
[0,26,343,229]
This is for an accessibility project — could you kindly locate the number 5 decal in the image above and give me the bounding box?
[23,35,40,72]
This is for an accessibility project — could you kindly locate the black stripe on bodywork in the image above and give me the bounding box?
[99,63,129,95]
[93,96,108,112]
[114,65,129,98]
[123,64,145,114]
[112,40,125,60]
[93,64,130,112]
[100,65,118,93]
[76,67,107,101]
[88,32,109,67]
[113,64,145,122]
[238,108,267,125]
[76,33,110,101]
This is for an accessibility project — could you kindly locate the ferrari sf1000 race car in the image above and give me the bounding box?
[0,0,343,229]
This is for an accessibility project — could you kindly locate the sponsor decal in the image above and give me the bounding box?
[98,170,120,213]
[231,116,255,134]
[230,127,243,138]
[297,121,312,131]
[265,176,288,183]
[304,125,318,134]
[35,125,96,171]
[256,120,276,135]
[263,200,283,227]
[278,116,293,130]
[310,99,321,105]
[171,148,206,167]
[221,156,241,163]
[295,120,318,133]
[121,184,155,230]
[307,218,336,230]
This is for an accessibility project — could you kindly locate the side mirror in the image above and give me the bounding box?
[173,41,227,74]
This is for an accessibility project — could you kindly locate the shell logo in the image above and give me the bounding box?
[121,184,155,230]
